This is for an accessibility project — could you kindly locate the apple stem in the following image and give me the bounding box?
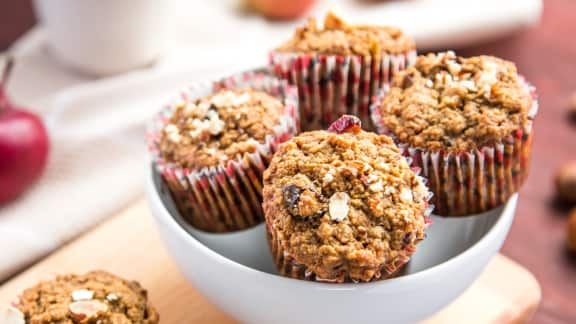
[0,55,14,111]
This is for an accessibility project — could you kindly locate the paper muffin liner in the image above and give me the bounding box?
[265,167,434,283]
[148,71,299,232]
[269,50,417,131]
[370,77,539,216]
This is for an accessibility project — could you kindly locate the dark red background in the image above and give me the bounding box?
[1,0,575,322]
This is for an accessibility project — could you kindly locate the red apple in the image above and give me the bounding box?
[246,0,316,20]
[0,57,49,205]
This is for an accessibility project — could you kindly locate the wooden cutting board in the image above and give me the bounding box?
[0,200,541,323]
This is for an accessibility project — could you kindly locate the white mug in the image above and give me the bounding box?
[33,0,176,76]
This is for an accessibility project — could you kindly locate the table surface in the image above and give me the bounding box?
[1,0,576,323]
[0,200,542,324]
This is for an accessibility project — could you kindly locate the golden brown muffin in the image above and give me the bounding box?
[377,51,534,152]
[276,11,415,56]
[159,89,285,169]
[263,115,430,282]
[13,271,158,324]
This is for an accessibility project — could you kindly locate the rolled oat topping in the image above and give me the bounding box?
[276,11,415,56]
[263,129,429,282]
[159,89,285,169]
[378,52,534,151]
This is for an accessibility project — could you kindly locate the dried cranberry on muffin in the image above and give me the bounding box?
[270,12,416,131]
[263,115,431,283]
[8,271,158,323]
[371,51,538,216]
[150,72,298,232]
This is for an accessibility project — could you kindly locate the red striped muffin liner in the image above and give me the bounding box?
[370,77,538,216]
[147,71,299,232]
[269,50,417,131]
[266,167,434,283]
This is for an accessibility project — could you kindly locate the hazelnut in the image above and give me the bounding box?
[555,162,576,204]
[68,300,108,322]
[568,209,576,253]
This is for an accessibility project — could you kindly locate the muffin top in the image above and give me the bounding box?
[14,271,159,324]
[275,12,415,56]
[263,116,429,282]
[159,89,285,169]
[377,52,534,151]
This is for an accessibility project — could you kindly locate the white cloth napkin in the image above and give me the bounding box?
[0,0,542,281]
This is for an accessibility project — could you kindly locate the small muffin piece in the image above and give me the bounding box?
[159,89,285,169]
[378,51,534,152]
[15,271,159,324]
[263,115,430,282]
[276,11,415,56]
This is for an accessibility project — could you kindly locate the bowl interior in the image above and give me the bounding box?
[152,167,503,278]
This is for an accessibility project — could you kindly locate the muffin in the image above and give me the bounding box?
[270,11,416,131]
[262,115,432,283]
[6,271,158,323]
[148,71,299,232]
[371,51,538,216]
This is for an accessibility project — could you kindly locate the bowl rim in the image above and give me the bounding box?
[147,164,517,290]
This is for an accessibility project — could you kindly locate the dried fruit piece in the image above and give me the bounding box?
[283,184,302,215]
[327,115,362,134]
[329,192,350,221]
[1,306,25,324]
[68,300,108,322]
[568,208,576,253]
[555,162,576,204]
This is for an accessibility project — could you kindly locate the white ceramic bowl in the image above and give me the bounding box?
[146,166,517,324]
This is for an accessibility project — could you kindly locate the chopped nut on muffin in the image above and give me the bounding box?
[263,115,430,283]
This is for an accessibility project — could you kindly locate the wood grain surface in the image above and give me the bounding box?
[0,200,541,324]
[1,0,575,323]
